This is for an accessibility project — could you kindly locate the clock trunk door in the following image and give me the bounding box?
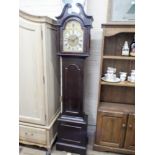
[62,58,84,116]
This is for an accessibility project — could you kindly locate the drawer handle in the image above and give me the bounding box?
[122,123,126,128]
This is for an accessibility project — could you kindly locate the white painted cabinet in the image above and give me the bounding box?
[19,10,60,149]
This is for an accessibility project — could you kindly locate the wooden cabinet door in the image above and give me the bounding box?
[124,114,135,150]
[19,17,46,125]
[96,111,127,148]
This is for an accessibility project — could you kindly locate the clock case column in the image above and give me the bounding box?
[55,3,93,155]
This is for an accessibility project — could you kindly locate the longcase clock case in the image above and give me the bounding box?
[55,4,93,155]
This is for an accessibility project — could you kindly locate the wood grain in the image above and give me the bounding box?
[124,113,135,150]
[100,80,135,87]
[96,111,127,148]
[103,55,135,60]
[100,85,135,104]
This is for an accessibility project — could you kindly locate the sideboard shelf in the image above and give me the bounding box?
[100,80,135,87]
[103,55,135,60]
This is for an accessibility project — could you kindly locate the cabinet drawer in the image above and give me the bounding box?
[19,125,47,145]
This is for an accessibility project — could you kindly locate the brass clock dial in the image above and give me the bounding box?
[63,20,84,52]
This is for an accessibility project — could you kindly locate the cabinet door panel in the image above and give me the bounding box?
[124,114,135,149]
[96,111,127,148]
[19,18,45,125]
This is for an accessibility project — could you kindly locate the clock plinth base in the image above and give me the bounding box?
[56,142,87,155]
[56,114,88,155]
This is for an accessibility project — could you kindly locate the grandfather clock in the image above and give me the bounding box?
[56,3,93,155]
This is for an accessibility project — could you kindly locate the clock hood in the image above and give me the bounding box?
[56,3,93,28]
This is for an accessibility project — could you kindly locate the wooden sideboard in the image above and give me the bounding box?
[93,23,135,155]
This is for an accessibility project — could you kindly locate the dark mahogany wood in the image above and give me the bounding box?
[56,3,93,26]
[56,115,88,155]
[55,3,93,155]
[62,57,84,116]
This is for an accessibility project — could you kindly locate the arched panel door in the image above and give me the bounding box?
[62,58,84,116]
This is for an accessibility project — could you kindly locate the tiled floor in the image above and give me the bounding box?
[19,145,121,155]
[19,126,122,155]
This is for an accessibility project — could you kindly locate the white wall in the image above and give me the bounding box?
[84,0,108,125]
[19,0,63,19]
[19,0,109,125]
[87,0,108,28]
[19,0,108,25]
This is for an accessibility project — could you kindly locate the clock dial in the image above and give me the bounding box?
[63,20,84,52]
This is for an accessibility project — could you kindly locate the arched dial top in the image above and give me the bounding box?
[63,20,84,52]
